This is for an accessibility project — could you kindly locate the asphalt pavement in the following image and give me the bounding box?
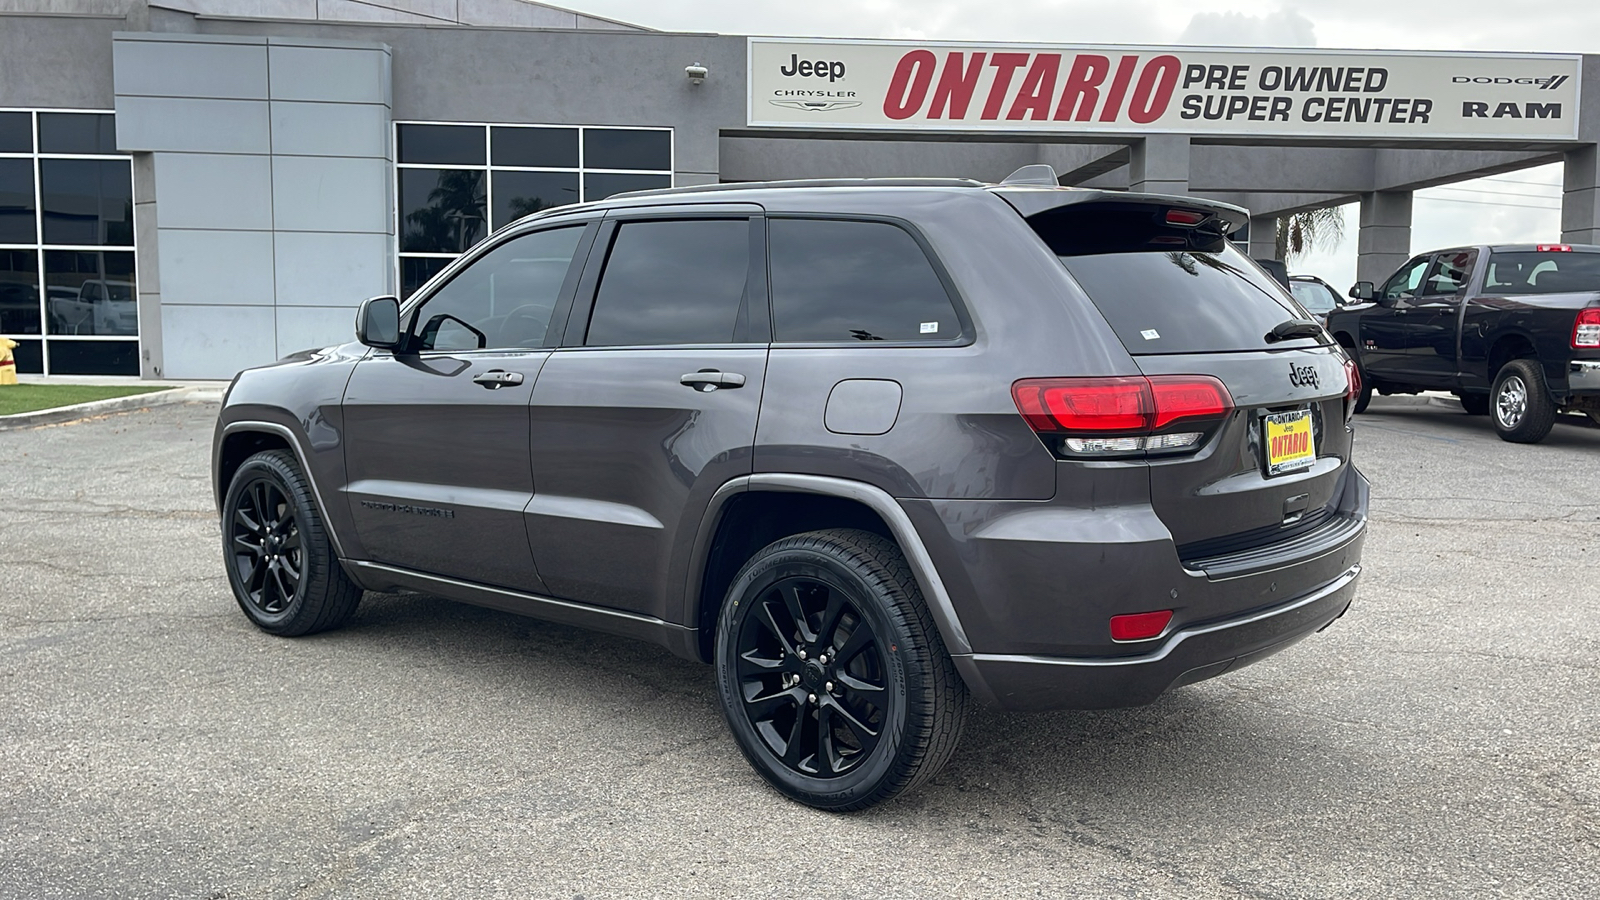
[1,396,1597,899]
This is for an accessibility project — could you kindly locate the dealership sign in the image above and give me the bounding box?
[748,39,1581,140]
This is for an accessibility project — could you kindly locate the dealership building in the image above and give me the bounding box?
[1,0,1597,379]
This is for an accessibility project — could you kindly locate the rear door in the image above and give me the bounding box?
[524,209,769,620]
[341,222,594,590]
[1404,248,1477,383]
[1360,254,1432,383]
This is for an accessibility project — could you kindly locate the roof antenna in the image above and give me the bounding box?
[1000,164,1059,186]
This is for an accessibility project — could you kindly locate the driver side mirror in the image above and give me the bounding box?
[1348,282,1375,301]
[356,295,401,350]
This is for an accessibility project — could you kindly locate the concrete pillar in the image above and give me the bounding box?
[1129,135,1190,195]
[1248,215,1279,260]
[1356,190,1413,286]
[1561,145,1600,246]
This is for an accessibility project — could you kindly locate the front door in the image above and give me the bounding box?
[342,222,594,590]
[1404,249,1476,384]
[1360,254,1432,384]
[526,213,768,621]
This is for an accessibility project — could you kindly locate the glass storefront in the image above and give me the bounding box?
[0,109,137,375]
[395,122,672,298]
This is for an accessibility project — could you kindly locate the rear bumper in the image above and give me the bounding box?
[953,563,1361,712]
[1569,360,1600,395]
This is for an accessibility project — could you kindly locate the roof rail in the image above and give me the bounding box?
[608,177,987,200]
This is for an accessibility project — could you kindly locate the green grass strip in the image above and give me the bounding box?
[0,384,175,417]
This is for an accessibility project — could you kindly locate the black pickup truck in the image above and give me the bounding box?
[1327,244,1600,443]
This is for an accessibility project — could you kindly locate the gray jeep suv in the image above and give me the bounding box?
[213,171,1368,810]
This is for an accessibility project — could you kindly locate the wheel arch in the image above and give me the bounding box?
[215,420,349,559]
[684,474,973,664]
[1487,329,1538,380]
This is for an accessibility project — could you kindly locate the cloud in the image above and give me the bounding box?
[1176,8,1317,47]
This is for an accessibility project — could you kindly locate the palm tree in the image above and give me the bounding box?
[1275,206,1346,262]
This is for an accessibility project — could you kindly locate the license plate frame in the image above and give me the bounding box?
[1261,408,1316,477]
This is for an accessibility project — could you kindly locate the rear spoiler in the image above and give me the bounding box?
[990,185,1248,236]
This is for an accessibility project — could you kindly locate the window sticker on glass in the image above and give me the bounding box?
[920,322,939,334]
[1141,329,1161,340]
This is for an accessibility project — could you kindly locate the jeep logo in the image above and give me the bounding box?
[781,53,847,82]
[1289,363,1320,389]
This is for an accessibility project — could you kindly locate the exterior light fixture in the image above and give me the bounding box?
[686,62,708,85]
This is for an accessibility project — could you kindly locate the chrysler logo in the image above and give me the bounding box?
[769,99,863,112]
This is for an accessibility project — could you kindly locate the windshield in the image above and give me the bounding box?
[1290,280,1337,314]
[1485,251,1600,295]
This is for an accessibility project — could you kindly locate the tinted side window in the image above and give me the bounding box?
[769,218,959,343]
[1382,256,1431,301]
[585,219,751,346]
[1421,250,1477,296]
[412,226,585,352]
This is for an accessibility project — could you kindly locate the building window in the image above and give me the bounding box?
[394,122,672,299]
[0,109,137,376]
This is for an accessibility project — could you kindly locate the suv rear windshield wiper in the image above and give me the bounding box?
[1265,318,1324,343]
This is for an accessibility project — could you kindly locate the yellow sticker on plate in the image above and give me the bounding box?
[1264,410,1316,476]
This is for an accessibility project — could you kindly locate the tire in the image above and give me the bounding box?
[222,449,362,636]
[1457,393,1490,416]
[1490,359,1557,444]
[714,528,967,811]
[1353,382,1373,414]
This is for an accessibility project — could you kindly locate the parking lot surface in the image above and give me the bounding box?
[2,396,1597,899]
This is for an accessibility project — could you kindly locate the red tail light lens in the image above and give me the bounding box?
[1574,308,1600,349]
[1011,376,1233,457]
[1110,610,1173,642]
[1536,244,1572,252]
[1165,209,1208,226]
[1343,357,1362,400]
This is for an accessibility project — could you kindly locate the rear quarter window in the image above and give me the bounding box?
[768,218,961,343]
[1028,203,1318,355]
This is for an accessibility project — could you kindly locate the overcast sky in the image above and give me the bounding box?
[569,1,1579,287]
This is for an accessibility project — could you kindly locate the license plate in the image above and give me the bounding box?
[1262,409,1316,476]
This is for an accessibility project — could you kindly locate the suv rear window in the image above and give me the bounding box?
[1486,251,1600,295]
[1028,203,1317,355]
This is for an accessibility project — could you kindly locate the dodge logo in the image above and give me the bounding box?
[1289,363,1321,389]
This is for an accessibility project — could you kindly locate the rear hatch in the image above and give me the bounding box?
[1004,191,1359,572]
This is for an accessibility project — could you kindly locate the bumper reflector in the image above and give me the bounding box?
[1110,610,1174,642]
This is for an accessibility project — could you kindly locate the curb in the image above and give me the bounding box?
[0,385,222,431]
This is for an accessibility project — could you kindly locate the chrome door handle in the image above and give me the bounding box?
[472,369,524,389]
[680,370,746,392]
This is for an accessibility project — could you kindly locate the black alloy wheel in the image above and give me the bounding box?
[733,573,889,778]
[715,529,967,811]
[222,450,362,636]
[230,476,303,616]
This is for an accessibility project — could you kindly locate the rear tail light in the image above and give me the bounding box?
[1574,308,1600,349]
[1012,375,1233,458]
[1165,209,1208,226]
[1342,356,1362,421]
[1110,610,1173,642]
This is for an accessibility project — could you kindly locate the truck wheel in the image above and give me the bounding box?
[1457,393,1490,416]
[1490,360,1556,444]
[714,528,967,811]
[1354,382,1373,414]
[222,449,362,636]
